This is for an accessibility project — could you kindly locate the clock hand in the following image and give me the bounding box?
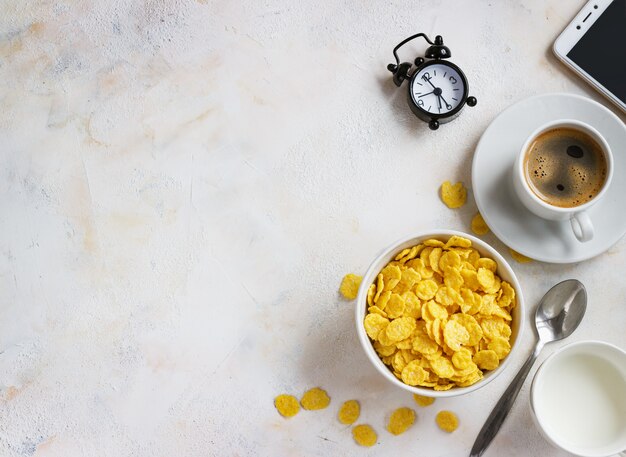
[437,95,441,110]
[439,94,453,110]
[418,90,435,98]
[423,76,437,90]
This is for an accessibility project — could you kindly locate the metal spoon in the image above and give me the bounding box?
[470,279,587,457]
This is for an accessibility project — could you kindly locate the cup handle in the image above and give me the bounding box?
[571,211,594,242]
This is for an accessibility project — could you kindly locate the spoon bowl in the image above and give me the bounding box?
[535,279,587,343]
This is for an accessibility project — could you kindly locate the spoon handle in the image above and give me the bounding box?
[469,341,544,457]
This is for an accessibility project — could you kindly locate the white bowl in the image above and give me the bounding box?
[530,340,626,456]
[355,229,525,398]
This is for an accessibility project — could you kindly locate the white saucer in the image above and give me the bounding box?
[472,93,626,264]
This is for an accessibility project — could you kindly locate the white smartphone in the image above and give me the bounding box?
[553,0,626,113]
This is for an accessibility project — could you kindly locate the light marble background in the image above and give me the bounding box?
[0,1,624,456]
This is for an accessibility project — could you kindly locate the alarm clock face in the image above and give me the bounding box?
[410,62,467,115]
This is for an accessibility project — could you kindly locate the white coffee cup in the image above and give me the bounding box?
[530,340,626,457]
[513,119,613,243]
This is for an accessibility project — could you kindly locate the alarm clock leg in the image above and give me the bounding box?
[429,120,440,130]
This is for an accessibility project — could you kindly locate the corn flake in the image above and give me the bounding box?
[439,250,461,271]
[382,265,402,291]
[488,336,511,360]
[398,245,423,263]
[386,317,415,342]
[374,341,396,357]
[385,293,406,319]
[274,394,300,418]
[415,279,438,300]
[374,274,384,302]
[471,212,490,235]
[441,181,467,209]
[364,314,389,340]
[352,424,377,447]
[476,258,497,272]
[436,410,459,432]
[367,284,376,306]
[430,357,455,378]
[477,267,496,291]
[340,273,362,300]
[368,305,388,318]
[451,348,473,370]
[402,291,421,318]
[429,248,443,273]
[400,360,428,386]
[474,350,499,370]
[445,235,472,249]
[509,248,533,263]
[396,268,421,293]
[413,394,435,407]
[444,320,470,351]
[300,387,330,410]
[338,400,360,425]
[387,407,416,435]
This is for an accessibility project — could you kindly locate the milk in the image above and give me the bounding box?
[534,352,626,448]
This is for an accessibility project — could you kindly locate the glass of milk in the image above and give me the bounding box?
[530,340,626,457]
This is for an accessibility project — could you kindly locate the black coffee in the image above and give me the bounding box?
[524,127,608,208]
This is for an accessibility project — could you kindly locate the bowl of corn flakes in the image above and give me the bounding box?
[355,230,525,397]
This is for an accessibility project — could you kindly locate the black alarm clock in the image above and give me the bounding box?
[387,33,477,130]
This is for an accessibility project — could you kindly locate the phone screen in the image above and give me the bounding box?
[566,0,626,104]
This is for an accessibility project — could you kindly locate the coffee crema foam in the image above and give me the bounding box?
[524,127,607,208]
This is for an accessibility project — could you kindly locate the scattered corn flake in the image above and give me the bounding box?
[509,248,533,263]
[352,424,377,447]
[387,407,416,435]
[338,400,360,425]
[436,410,459,432]
[441,181,467,209]
[471,213,490,235]
[300,387,330,410]
[274,394,300,418]
[340,273,362,300]
[413,394,435,407]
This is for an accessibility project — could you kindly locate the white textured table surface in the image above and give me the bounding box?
[1,1,625,456]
